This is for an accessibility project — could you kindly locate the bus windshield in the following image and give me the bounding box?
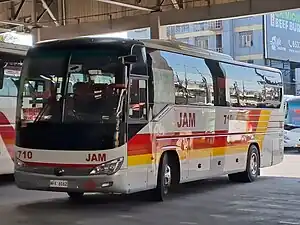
[19,48,126,124]
[16,46,127,150]
[286,100,300,126]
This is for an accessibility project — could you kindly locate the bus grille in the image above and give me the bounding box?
[20,166,92,176]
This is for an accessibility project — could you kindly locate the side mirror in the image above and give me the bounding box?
[119,55,137,65]
[0,62,4,89]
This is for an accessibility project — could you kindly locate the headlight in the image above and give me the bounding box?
[89,157,124,175]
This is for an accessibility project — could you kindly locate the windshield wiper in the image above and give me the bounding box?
[33,101,51,123]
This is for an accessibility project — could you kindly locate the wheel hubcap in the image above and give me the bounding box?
[250,153,258,175]
[163,164,171,194]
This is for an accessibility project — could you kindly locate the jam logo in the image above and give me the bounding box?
[86,153,107,162]
[177,112,196,128]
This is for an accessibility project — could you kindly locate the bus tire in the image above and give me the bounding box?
[67,192,84,200]
[152,153,172,201]
[228,144,260,183]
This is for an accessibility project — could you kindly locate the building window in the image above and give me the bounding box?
[193,23,204,32]
[239,31,253,47]
[216,34,222,47]
[216,34,222,52]
[208,20,222,30]
[183,24,189,33]
[195,37,208,49]
[173,24,190,34]
[166,26,175,37]
[177,38,189,44]
[240,60,254,64]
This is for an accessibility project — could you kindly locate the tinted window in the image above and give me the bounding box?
[148,49,175,116]
[159,51,214,106]
[129,79,147,119]
[256,69,282,108]
[220,63,265,108]
[146,49,281,109]
[0,76,18,97]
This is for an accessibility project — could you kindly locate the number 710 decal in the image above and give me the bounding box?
[17,151,33,160]
[223,114,233,124]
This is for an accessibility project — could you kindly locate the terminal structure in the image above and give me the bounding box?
[0,0,297,42]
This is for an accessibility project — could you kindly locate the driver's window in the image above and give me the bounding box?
[129,79,147,120]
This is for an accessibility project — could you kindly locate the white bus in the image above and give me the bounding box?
[0,42,29,175]
[12,38,284,201]
[283,95,300,151]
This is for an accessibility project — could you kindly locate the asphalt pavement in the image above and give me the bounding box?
[0,152,300,225]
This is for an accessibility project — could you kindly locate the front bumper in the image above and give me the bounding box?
[14,169,129,194]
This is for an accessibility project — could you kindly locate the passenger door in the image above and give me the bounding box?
[205,59,227,175]
[126,45,152,190]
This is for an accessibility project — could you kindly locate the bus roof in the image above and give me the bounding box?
[141,39,234,61]
[141,39,282,73]
[284,95,300,102]
[36,37,139,50]
[36,37,281,74]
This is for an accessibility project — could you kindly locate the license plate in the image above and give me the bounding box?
[49,180,68,188]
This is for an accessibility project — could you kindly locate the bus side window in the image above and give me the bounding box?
[6,78,18,96]
[129,79,147,120]
[0,62,4,89]
[0,77,8,96]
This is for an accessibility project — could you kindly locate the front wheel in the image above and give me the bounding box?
[228,145,260,182]
[152,153,172,201]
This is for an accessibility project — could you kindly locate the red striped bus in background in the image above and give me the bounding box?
[0,42,29,175]
[0,67,22,174]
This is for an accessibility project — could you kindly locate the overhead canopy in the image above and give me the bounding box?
[0,51,27,61]
[0,0,298,41]
[0,42,29,62]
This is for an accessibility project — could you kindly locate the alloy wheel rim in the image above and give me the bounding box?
[250,152,258,176]
[163,164,171,194]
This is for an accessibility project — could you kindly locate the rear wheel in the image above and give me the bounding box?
[228,144,260,182]
[67,192,84,200]
[152,153,172,201]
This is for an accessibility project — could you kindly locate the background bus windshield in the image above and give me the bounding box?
[286,100,300,126]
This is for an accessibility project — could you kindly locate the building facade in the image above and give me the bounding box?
[127,10,300,95]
